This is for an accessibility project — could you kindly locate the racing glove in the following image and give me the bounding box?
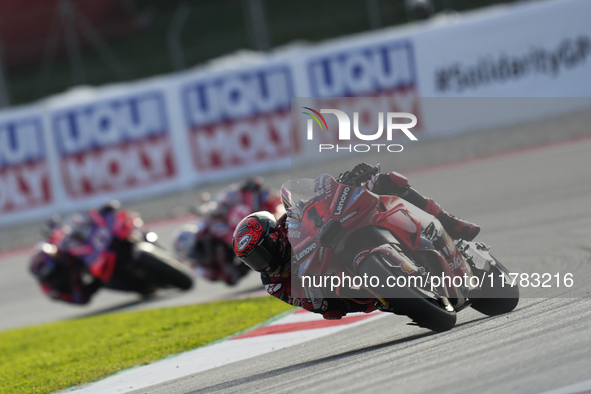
[337,162,380,187]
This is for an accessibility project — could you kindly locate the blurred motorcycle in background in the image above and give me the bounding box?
[174,178,284,285]
[30,202,194,305]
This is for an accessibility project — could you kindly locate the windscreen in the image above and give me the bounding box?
[280,178,318,209]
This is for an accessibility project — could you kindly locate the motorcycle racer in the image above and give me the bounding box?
[30,201,192,304]
[30,202,150,304]
[173,178,282,285]
[232,163,480,319]
[174,222,249,285]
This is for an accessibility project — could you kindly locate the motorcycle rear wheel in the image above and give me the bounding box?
[358,254,456,332]
[471,255,519,316]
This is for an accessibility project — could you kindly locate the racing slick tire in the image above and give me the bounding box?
[357,253,457,332]
[135,242,194,291]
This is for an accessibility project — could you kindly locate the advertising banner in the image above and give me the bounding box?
[0,115,54,216]
[0,112,52,216]
[51,91,177,199]
[180,64,294,176]
[414,0,591,97]
[307,40,417,98]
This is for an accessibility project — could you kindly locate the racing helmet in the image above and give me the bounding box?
[63,212,95,242]
[173,224,199,261]
[29,243,58,280]
[232,211,282,272]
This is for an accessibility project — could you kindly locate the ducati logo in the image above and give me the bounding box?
[237,235,251,251]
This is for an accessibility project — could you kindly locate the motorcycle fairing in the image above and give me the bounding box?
[60,210,140,282]
[377,196,471,280]
[284,174,473,305]
[375,203,421,250]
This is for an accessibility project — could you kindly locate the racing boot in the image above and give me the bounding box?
[369,172,480,241]
[423,199,480,241]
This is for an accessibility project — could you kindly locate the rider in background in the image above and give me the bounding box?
[29,201,157,304]
[174,177,283,285]
[232,163,480,319]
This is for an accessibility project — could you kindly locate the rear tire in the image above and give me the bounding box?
[135,242,194,291]
[471,256,519,316]
[358,254,456,332]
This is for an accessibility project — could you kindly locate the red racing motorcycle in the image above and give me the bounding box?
[60,208,194,295]
[281,174,519,332]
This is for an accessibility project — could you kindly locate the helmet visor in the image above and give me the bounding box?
[241,238,278,272]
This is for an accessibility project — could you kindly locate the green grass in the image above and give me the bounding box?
[0,297,294,394]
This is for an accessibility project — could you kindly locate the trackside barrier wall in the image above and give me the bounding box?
[1,0,590,226]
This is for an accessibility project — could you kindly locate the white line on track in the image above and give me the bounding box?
[540,379,591,394]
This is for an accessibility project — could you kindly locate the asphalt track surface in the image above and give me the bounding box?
[125,130,591,393]
[1,108,590,393]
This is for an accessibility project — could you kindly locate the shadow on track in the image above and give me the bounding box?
[188,312,515,393]
[189,330,436,394]
[69,284,266,321]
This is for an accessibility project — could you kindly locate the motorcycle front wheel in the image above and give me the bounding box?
[357,253,456,333]
[134,242,194,291]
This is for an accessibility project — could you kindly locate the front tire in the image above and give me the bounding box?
[135,242,194,291]
[358,254,456,332]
